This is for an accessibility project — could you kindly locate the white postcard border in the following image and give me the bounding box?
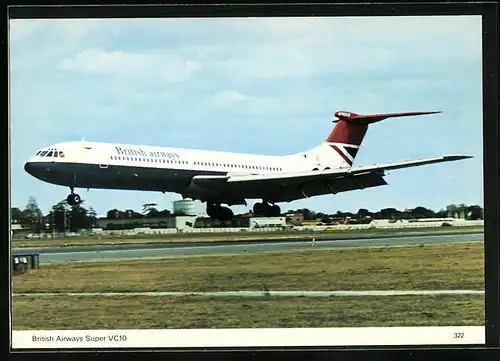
[12,326,485,349]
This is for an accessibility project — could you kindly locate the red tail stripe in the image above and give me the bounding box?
[330,144,352,166]
[326,120,368,145]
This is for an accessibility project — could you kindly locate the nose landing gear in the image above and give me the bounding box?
[66,186,82,206]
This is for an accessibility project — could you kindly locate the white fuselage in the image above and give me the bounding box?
[24,140,349,205]
[27,140,347,176]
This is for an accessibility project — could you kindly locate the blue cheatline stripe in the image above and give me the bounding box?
[344,146,359,158]
[330,145,352,165]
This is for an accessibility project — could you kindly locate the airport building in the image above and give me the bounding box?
[95,214,286,231]
[96,215,198,231]
[195,216,286,229]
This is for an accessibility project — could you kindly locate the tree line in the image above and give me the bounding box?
[11,197,484,233]
[286,204,484,224]
[10,198,175,233]
[11,196,97,233]
[105,203,173,219]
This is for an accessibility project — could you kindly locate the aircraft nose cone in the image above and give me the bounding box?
[24,162,33,174]
[24,161,41,177]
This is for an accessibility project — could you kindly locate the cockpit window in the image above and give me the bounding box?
[59,151,65,157]
[53,151,58,157]
[47,151,54,157]
[36,151,41,156]
[40,151,48,156]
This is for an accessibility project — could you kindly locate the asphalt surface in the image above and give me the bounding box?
[12,231,483,265]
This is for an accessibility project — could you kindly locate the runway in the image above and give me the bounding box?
[12,290,484,298]
[12,231,483,265]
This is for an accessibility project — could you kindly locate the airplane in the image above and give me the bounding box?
[24,110,472,220]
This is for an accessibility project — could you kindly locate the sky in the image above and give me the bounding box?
[9,16,484,217]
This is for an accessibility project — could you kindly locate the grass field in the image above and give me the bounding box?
[12,294,484,329]
[11,242,484,329]
[12,243,484,293]
[12,225,483,248]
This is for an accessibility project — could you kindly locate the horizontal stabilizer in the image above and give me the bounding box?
[333,110,441,124]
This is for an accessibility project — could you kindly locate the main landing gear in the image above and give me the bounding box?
[253,202,281,217]
[66,187,82,206]
[206,202,234,221]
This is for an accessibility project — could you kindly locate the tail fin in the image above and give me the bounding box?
[325,110,440,166]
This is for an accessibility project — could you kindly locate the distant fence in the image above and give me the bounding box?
[295,220,484,232]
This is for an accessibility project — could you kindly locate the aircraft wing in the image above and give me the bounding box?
[189,155,472,204]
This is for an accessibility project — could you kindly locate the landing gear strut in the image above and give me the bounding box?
[206,202,234,221]
[253,201,281,217]
[66,186,81,206]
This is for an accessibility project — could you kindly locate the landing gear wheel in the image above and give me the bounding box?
[253,202,281,217]
[253,202,264,214]
[66,193,81,206]
[220,207,234,221]
[206,203,219,218]
[206,202,234,220]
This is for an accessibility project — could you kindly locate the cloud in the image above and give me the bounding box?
[57,48,203,83]
[208,16,481,81]
[213,90,254,102]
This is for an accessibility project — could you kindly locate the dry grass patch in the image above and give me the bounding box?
[12,294,484,330]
